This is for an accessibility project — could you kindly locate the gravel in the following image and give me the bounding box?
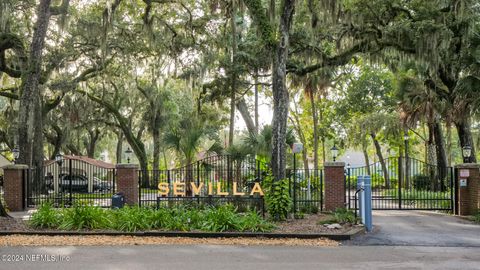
[0,235,338,247]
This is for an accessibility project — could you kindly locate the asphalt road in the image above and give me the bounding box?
[1,245,479,270]
[2,210,479,269]
[347,210,480,247]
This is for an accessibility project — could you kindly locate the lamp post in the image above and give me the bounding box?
[462,145,472,163]
[55,153,63,167]
[12,147,19,164]
[125,147,133,164]
[331,144,339,162]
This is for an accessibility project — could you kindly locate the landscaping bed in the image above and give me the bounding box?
[0,204,363,241]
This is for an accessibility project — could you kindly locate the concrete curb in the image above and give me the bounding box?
[0,227,365,241]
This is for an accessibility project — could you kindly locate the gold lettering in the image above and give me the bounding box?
[250,183,264,196]
[208,182,213,195]
[173,183,185,196]
[217,183,228,196]
[233,182,245,196]
[158,183,169,196]
[191,182,204,196]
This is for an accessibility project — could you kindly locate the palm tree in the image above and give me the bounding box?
[397,73,448,188]
[291,70,332,171]
[164,114,218,195]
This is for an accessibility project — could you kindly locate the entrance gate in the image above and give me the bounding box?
[346,157,454,211]
[25,156,115,207]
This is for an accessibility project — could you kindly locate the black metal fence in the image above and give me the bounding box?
[138,155,266,212]
[346,157,454,211]
[287,169,323,214]
[26,159,115,207]
[139,155,325,214]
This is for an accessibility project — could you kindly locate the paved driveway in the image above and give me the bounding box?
[1,245,479,270]
[347,210,480,247]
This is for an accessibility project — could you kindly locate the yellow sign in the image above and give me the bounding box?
[158,182,264,197]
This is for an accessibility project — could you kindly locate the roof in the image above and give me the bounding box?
[44,155,115,169]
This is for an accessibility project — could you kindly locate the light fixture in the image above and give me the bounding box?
[12,147,19,163]
[403,135,409,141]
[55,153,63,167]
[125,147,133,163]
[462,145,472,163]
[331,144,339,162]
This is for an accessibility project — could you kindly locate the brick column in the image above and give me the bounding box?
[455,164,479,216]
[324,162,346,211]
[2,165,28,211]
[116,164,139,206]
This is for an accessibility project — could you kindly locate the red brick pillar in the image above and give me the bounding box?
[116,164,139,206]
[455,164,479,216]
[3,165,28,211]
[324,162,346,211]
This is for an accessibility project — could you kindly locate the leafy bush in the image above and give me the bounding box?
[333,208,357,224]
[29,203,275,233]
[265,178,292,221]
[299,204,319,214]
[109,206,154,232]
[58,203,109,230]
[317,208,357,225]
[29,202,60,228]
[201,205,239,232]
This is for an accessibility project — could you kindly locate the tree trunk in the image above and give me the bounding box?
[18,0,52,167]
[228,0,237,147]
[433,121,448,190]
[308,93,319,171]
[289,111,309,179]
[319,97,326,164]
[116,131,123,164]
[0,199,10,217]
[455,119,477,163]
[152,128,160,170]
[236,98,256,135]
[370,133,390,188]
[254,69,259,134]
[362,147,371,175]
[270,0,295,181]
[446,123,452,166]
[86,129,100,158]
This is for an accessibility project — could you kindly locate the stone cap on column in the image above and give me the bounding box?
[116,163,140,169]
[324,162,345,167]
[455,163,480,169]
[2,164,29,170]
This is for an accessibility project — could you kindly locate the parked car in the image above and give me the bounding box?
[93,177,112,192]
[59,174,89,193]
[58,174,113,193]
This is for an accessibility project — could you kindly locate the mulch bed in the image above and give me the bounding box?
[273,213,355,234]
[0,213,356,234]
[0,217,29,231]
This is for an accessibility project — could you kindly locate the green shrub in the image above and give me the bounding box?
[109,206,154,232]
[317,208,357,225]
[58,202,109,230]
[333,208,357,224]
[238,210,276,232]
[300,204,319,214]
[265,177,292,221]
[29,202,60,228]
[201,204,239,232]
[28,204,274,233]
